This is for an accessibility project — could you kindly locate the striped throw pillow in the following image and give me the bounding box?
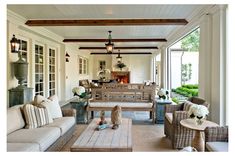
[23,104,52,129]
[183,101,195,111]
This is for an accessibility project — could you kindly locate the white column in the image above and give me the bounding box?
[160,46,167,89]
[150,52,157,82]
[199,5,227,125]
[199,14,212,109]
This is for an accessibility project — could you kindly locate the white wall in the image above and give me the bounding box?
[65,45,92,100]
[92,55,112,80]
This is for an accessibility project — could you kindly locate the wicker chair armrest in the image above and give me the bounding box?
[173,111,189,125]
[205,126,228,142]
[61,109,76,118]
[164,103,184,113]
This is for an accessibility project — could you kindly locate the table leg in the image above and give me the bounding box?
[192,130,204,152]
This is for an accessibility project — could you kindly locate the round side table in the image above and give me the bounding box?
[180,118,219,152]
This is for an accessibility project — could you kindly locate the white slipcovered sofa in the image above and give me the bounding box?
[7,95,76,152]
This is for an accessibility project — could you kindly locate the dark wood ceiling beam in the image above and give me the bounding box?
[79,46,158,50]
[25,19,188,26]
[63,38,167,42]
[90,52,152,55]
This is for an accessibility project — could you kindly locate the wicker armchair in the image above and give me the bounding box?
[164,97,209,149]
[205,126,228,151]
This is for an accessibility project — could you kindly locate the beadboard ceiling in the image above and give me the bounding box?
[7,4,213,53]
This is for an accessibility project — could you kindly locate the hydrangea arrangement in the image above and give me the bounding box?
[188,104,209,125]
[157,89,169,100]
[72,86,86,98]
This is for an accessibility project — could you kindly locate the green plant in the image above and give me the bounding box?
[181,63,192,85]
[115,62,126,70]
[172,97,179,104]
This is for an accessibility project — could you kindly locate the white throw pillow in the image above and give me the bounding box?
[34,95,63,119]
[47,95,63,119]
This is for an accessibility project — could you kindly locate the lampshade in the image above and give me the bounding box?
[105,31,114,53]
[10,34,20,53]
[116,50,122,62]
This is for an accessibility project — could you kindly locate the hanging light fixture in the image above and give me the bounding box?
[105,31,114,53]
[116,49,122,62]
[10,34,20,53]
[65,52,70,62]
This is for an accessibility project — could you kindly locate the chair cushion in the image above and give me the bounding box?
[7,106,25,135]
[22,104,53,129]
[165,113,173,124]
[45,117,75,136]
[206,142,228,152]
[89,102,153,108]
[7,143,40,152]
[7,127,60,151]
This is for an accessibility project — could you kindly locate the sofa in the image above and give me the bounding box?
[7,95,76,152]
[164,97,210,149]
[205,126,228,152]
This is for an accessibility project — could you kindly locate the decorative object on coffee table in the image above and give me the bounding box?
[99,110,107,125]
[111,105,122,129]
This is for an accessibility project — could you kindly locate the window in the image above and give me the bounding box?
[35,44,44,96]
[19,39,28,86]
[168,28,200,103]
[78,56,88,74]
[99,61,106,70]
[49,48,56,96]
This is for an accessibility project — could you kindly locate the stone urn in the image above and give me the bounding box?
[13,54,28,88]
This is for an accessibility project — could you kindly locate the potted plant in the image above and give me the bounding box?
[115,62,126,71]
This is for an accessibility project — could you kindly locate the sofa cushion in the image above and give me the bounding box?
[7,127,60,151]
[45,117,75,136]
[34,95,62,119]
[7,106,25,135]
[206,142,228,152]
[22,104,53,129]
[89,102,153,108]
[165,113,173,124]
[7,143,40,152]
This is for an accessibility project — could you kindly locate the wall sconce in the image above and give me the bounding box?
[65,52,70,62]
[105,31,114,54]
[10,34,20,53]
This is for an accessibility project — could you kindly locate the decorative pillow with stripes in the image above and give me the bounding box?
[183,101,195,111]
[22,104,53,129]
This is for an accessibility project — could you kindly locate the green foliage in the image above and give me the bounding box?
[182,84,198,89]
[173,84,198,97]
[181,63,192,84]
[172,97,179,104]
[115,62,126,69]
[181,28,200,52]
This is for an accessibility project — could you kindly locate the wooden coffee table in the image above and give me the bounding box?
[180,118,218,152]
[70,118,132,152]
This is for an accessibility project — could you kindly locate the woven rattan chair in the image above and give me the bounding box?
[164,97,209,149]
[205,126,228,151]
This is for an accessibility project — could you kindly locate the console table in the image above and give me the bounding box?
[156,99,172,124]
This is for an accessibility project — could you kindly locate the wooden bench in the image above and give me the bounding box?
[87,83,156,123]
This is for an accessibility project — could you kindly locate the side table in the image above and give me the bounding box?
[180,118,219,152]
[156,99,172,124]
[69,98,89,124]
